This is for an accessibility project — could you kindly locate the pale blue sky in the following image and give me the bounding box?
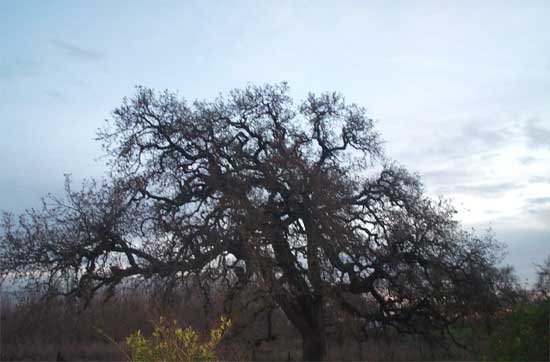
[1,0,549,283]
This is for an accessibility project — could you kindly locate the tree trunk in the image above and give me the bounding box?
[276,295,327,361]
[300,295,327,361]
[302,328,327,361]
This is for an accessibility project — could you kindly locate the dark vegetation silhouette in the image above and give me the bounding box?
[0,83,540,361]
[2,262,547,361]
[534,255,550,299]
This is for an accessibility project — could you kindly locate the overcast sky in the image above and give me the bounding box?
[1,0,549,284]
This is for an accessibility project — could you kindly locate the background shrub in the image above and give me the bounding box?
[485,300,549,361]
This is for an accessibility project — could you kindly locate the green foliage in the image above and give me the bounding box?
[485,300,549,361]
[125,316,231,362]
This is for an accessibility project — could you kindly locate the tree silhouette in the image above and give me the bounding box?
[535,255,550,299]
[1,83,512,360]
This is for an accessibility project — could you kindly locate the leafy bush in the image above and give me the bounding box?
[125,316,231,362]
[485,300,549,361]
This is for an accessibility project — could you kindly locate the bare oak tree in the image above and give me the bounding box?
[1,83,512,361]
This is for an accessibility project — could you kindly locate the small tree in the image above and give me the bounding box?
[1,83,514,360]
[534,255,550,300]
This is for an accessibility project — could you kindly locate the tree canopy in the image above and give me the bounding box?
[1,83,514,360]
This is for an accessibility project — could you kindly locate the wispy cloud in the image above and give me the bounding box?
[530,176,550,184]
[525,118,550,149]
[526,197,550,206]
[45,90,62,99]
[423,168,475,187]
[519,156,537,165]
[51,39,102,61]
[451,182,519,197]
[433,120,513,160]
